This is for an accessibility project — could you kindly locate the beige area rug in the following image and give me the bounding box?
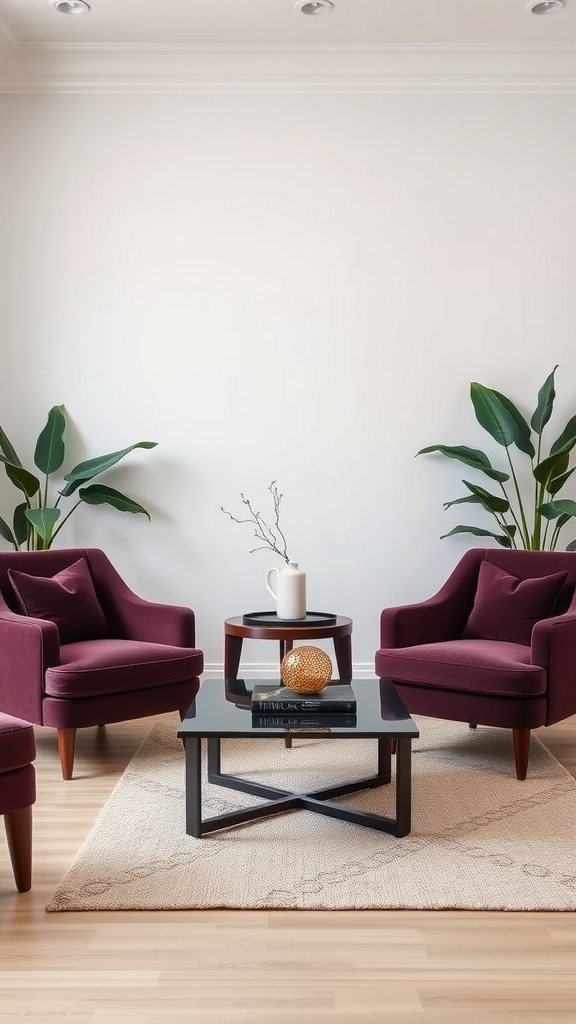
[47,719,576,912]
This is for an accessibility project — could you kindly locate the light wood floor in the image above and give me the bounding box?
[0,713,575,1024]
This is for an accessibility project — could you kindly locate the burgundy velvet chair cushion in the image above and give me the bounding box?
[461,559,568,646]
[375,639,546,697]
[0,713,36,774]
[8,557,110,645]
[0,764,36,818]
[45,638,204,699]
[0,714,36,819]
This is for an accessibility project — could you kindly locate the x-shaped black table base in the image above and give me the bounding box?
[184,735,412,838]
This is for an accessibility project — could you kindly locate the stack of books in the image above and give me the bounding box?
[251,682,357,729]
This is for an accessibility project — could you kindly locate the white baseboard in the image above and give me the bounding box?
[202,663,376,679]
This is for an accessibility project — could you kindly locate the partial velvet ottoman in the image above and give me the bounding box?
[0,713,36,893]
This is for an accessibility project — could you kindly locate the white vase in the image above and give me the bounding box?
[266,561,307,620]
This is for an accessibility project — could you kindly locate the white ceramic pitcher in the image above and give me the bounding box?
[266,561,306,620]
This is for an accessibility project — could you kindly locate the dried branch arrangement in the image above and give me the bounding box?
[221,479,290,562]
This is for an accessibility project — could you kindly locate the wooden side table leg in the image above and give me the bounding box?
[281,641,293,749]
[332,635,352,680]
[224,634,243,681]
[279,638,294,664]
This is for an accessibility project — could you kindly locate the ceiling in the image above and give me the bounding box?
[0,0,575,93]
[0,0,574,47]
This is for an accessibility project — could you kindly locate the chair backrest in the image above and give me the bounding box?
[481,548,576,582]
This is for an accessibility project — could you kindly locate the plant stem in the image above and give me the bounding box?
[533,434,543,549]
[493,511,515,548]
[504,448,531,549]
[49,501,81,547]
[497,482,523,547]
[549,523,560,551]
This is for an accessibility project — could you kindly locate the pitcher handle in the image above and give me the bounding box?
[266,567,279,601]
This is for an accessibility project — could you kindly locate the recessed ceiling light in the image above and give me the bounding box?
[525,0,565,13]
[294,1,335,15]
[50,0,91,13]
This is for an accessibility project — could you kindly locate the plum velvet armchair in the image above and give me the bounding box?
[375,548,576,780]
[0,548,203,780]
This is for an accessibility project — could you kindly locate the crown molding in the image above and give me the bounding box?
[1,41,576,94]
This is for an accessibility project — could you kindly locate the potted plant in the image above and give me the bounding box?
[417,365,576,550]
[0,405,157,550]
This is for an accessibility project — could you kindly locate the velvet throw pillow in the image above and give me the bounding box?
[8,557,110,645]
[461,559,568,647]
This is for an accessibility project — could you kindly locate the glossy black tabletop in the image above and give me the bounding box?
[177,678,419,741]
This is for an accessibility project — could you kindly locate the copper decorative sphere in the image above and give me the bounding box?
[280,646,333,693]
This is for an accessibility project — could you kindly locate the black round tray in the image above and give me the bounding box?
[242,610,337,626]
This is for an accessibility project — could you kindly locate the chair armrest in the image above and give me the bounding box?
[106,590,196,647]
[85,549,197,646]
[531,607,576,725]
[0,608,60,724]
[381,597,462,648]
[380,549,483,648]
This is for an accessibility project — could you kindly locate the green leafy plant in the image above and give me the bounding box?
[416,365,576,551]
[0,405,157,550]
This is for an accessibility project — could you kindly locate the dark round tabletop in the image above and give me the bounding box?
[224,614,353,641]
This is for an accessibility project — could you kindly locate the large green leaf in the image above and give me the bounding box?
[34,405,66,475]
[461,479,510,514]
[0,425,22,467]
[61,441,157,496]
[533,450,569,488]
[547,466,576,496]
[25,507,60,545]
[491,390,535,457]
[79,484,151,519]
[1,460,40,499]
[440,525,512,547]
[549,414,576,457]
[537,499,576,521]
[531,365,558,435]
[470,382,528,450]
[13,502,29,547]
[0,515,16,547]
[443,494,484,510]
[416,444,509,482]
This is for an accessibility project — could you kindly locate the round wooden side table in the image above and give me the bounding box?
[224,614,353,682]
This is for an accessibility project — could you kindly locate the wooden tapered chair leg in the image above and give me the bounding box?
[4,805,33,892]
[284,737,292,749]
[57,728,77,780]
[512,727,531,781]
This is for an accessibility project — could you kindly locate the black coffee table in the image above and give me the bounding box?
[177,678,419,839]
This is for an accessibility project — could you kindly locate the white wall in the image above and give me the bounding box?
[1,92,575,676]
